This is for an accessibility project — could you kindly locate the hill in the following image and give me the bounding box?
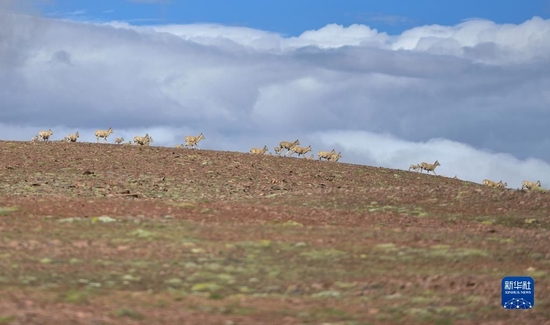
[0,140,548,324]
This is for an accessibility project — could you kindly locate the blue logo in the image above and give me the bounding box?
[502,276,534,309]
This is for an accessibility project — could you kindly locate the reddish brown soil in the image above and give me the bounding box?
[0,140,548,325]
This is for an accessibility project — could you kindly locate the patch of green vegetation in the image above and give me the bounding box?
[465,295,487,304]
[0,206,18,215]
[57,217,84,223]
[128,260,156,268]
[61,288,93,304]
[114,308,145,320]
[191,282,222,292]
[476,216,496,225]
[458,212,550,230]
[407,308,456,325]
[216,301,257,316]
[40,258,53,264]
[298,307,356,323]
[374,243,398,251]
[311,290,341,298]
[434,306,460,314]
[529,252,544,260]
[526,267,548,278]
[165,278,183,287]
[411,296,438,304]
[367,243,489,264]
[129,229,155,239]
[334,281,357,289]
[409,208,430,217]
[426,246,489,258]
[299,249,347,260]
[0,316,16,324]
[357,202,429,217]
[92,216,117,223]
[282,220,304,227]
[490,214,548,229]
[121,274,142,283]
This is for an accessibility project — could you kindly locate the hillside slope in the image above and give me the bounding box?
[0,140,548,324]
[0,140,548,226]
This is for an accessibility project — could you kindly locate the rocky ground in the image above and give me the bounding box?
[0,140,548,325]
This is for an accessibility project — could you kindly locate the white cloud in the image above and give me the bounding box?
[141,23,284,52]
[138,17,550,63]
[284,23,390,49]
[314,130,549,189]
[391,17,550,64]
[0,12,549,188]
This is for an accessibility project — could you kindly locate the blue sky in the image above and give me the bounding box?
[39,0,550,36]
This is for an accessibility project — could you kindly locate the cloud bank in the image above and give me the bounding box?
[1,9,549,189]
[315,130,550,189]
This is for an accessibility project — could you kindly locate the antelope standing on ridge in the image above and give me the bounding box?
[95,127,114,143]
[185,132,205,149]
[38,129,53,142]
[420,160,441,175]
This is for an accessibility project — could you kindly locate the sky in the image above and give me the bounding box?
[1,0,550,189]
[35,0,550,36]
